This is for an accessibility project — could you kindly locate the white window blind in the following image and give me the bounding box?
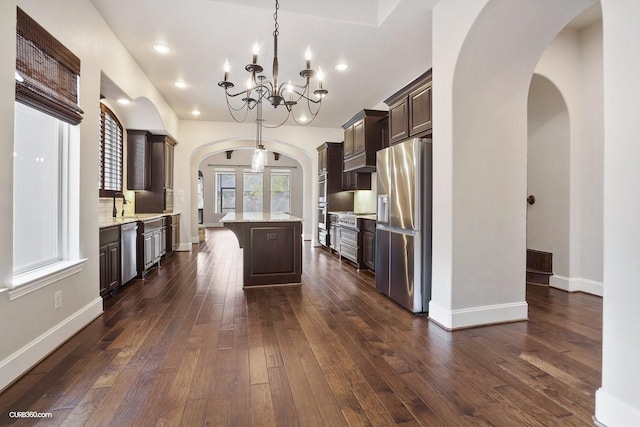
[99,103,123,195]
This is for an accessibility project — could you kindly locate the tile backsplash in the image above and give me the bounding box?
[99,190,135,219]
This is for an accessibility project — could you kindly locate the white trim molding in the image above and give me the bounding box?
[429,300,528,330]
[8,259,87,301]
[177,243,193,252]
[0,297,103,392]
[550,275,603,297]
[596,388,640,427]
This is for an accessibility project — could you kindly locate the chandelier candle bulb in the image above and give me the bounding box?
[252,42,260,65]
[305,46,312,69]
[223,58,230,82]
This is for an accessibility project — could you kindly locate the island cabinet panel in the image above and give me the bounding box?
[221,213,303,287]
[244,223,302,286]
[385,70,432,145]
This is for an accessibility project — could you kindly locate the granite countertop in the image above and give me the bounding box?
[356,214,377,220]
[99,212,181,229]
[220,213,303,223]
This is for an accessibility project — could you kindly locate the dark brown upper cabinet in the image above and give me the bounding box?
[341,109,387,173]
[126,130,152,191]
[129,132,177,213]
[384,70,432,145]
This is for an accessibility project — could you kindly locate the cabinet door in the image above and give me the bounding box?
[160,227,167,255]
[127,131,151,190]
[164,142,174,188]
[144,233,154,269]
[409,81,432,135]
[389,98,409,144]
[99,244,109,296]
[344,126,354,158]
[171,224,178,251]
[362,231,375,270]
[353,119,365,154]
[108,242,120,291]
[318,147,327,172]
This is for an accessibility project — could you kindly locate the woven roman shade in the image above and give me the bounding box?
[15,7,84,125]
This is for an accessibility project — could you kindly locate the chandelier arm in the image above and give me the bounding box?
[259,109,292,129]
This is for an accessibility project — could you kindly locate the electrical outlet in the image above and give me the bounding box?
[54,291,62,309]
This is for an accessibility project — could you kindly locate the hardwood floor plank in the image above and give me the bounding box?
[0,229,603,427]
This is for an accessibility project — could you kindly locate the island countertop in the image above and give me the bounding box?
[220,212,302,223]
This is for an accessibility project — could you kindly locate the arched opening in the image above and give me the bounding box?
[186,138,314,247]
[526,74,571,283]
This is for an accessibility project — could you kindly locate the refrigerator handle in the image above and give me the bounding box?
[377,195,389,223]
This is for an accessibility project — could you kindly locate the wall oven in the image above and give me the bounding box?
[318,204,327,230]
[318,172,327,204]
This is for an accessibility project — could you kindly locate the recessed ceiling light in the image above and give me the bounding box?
[152,44,171,54]
[192,110,201,116]
[174,80,188,89]
[335,63,349,71]
[117,98,131,105]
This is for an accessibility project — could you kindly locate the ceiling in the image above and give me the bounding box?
[91,0,436,128]
[91,1,601,130]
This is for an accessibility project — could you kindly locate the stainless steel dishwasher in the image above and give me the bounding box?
[121,222,138,285]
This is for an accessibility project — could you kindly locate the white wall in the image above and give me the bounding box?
[527,75,571,277]
[597,2,640,425]
[199,149,304,226]
[430,0,596,330]
[176,120,343,245]
[533,19,604,294]
[0,0,179,391]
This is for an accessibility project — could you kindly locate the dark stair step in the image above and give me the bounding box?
[526,268,552,286]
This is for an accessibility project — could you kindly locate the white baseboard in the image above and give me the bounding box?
[596,388,640,427]
[190,236,199,244]
[0,297,103,392]
[202,223,223,228]
[303,234,312,241]
[428,300,528,330]
[550,275,603,297]
[177,243,193,252]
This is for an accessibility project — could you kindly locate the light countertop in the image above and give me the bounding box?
[99,212,180,229]
[220,213,302,223]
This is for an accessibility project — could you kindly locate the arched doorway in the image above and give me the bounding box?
[526,74,571,284]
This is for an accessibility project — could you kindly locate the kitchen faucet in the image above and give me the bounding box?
[112,192,127,217]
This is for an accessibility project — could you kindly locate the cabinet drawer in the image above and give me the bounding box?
[361,219,376,233]
[340,228,358,246]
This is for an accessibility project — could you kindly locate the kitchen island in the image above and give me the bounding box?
[221,213,302,288]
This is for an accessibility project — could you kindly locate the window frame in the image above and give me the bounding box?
[99,103,124,198]
[215,170,236,214]
[270,169,292,213]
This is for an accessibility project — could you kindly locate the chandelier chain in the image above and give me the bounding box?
[273,0,279,38]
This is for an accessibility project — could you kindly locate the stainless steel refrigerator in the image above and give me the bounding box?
[376,138,432,313]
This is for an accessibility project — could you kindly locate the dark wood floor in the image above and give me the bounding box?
[0,229,602,426]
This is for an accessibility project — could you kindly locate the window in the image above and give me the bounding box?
[10,8,84,296]
[216,172,236,213]
[270,170,291,213]
[243,172,263,213]
[13,102,68,273]
[99,103,123,196]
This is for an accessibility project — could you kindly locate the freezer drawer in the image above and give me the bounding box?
[375,229,390,295]
[389,232,416,311]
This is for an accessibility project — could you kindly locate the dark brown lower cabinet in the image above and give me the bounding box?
[99,225,120,296]
[361,219,376,271]
[138,217,166,277]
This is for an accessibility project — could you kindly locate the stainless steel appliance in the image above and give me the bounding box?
[338,213,359,264]
[329,214,339,251]
[376,138,432,313]
[121,222,138,285]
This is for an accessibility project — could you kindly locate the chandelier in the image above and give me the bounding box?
[218,0,328,128]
